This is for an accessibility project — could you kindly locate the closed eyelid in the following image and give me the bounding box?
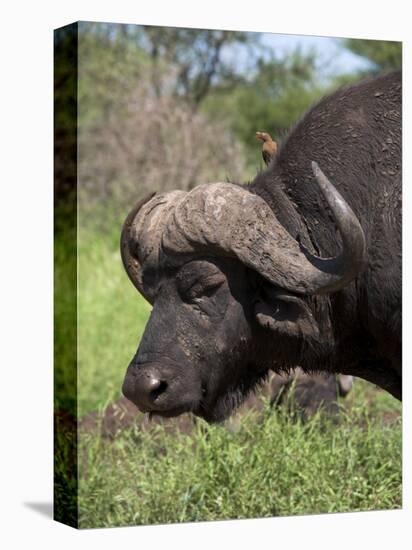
[188,276,225,297]
[178,271,225,298]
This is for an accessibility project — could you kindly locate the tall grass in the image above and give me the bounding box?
[78,397,401,528]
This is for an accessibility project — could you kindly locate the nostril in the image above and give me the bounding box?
[150,379,168,401]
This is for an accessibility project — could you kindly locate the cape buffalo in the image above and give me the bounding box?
[121,71,401,423]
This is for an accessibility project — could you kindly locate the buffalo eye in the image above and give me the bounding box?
[176,265,226,304]
[182,276,225,303]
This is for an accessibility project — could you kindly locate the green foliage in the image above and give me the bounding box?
[76,24,403,176]
[54,411,78,527]
[324,40,402,112]
[78,385,401,528]
[55,201,79,527]
[54,24,78,133]
[77,23,248,223]
[76,23,403,188]
[78,22,259,115]
[54,206,77,413]
[202,49,324,164]
[342,39,402,74]
[78,22,150,132]
[54,24,78,205]
[135,26,259,105]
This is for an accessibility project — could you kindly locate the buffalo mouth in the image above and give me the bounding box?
[123,373,229,423]
[123,357,269,423]
[144,397,243,424]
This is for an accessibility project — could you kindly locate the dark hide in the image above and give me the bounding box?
[249,71,401,398]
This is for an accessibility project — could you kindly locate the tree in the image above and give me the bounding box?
[342,39,401,74]
[78,23,260,110]
[202,48,323,163]
[134,26,260,107]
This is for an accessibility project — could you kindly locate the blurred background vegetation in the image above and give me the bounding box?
[71,23,401,228]
[54,22,401,527]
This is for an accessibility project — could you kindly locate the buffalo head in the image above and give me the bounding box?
[121,163,366,422]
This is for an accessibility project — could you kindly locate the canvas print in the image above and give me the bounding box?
[54,21,402,528]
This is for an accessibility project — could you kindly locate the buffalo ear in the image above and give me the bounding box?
[254,288,319,339]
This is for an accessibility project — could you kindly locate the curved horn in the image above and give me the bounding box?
[307,161,366,294]
[162,164,366,295]
[120,192,156,302]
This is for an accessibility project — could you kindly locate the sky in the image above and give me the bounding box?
[218,30,374,84]
[92,22,375,80]
[261,33,372,75]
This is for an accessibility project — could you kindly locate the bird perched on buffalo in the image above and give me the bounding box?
[256,131,278,165]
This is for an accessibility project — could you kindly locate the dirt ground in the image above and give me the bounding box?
[78,370,362,438]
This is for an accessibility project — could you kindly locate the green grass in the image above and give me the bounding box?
[53,221,402,528]
[78,224,151,416]
[78,393,401,528]
[55,222,77,412]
